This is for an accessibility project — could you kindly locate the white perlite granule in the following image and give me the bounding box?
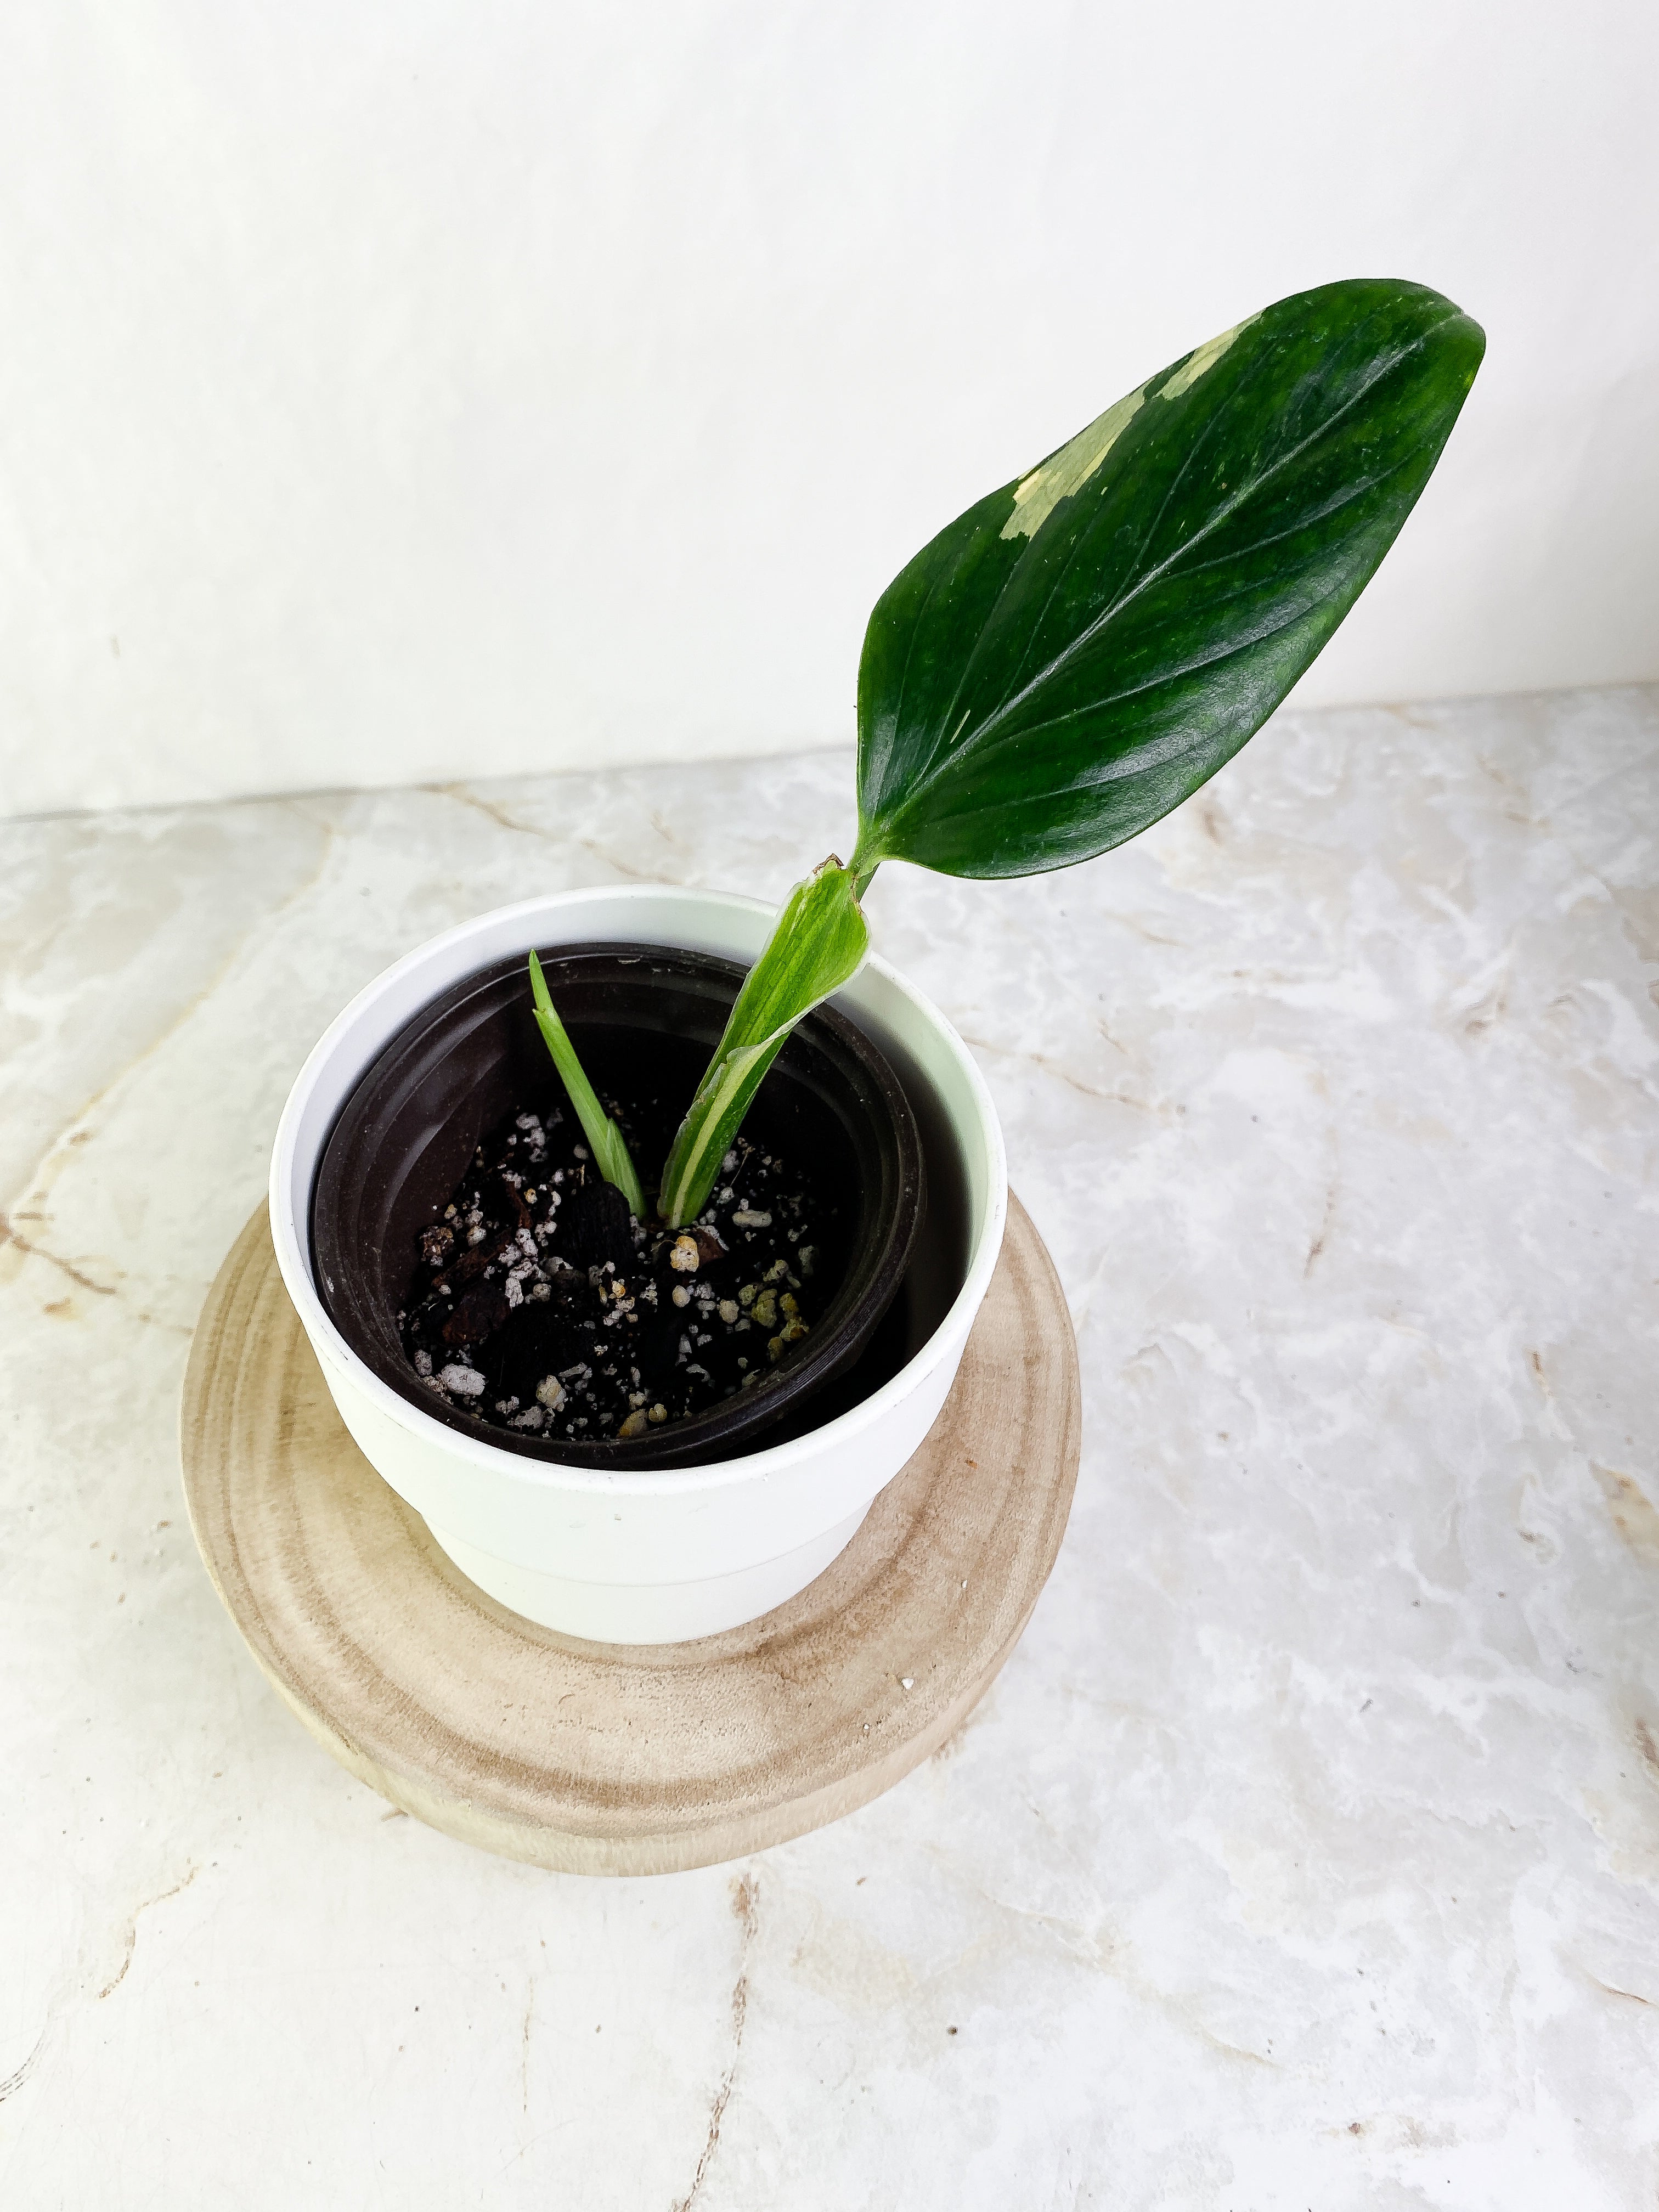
[439,1363,486,1397]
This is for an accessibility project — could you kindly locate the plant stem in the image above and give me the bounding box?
[657,857,870,1227]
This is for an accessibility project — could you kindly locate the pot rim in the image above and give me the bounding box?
[269,883,1007,1498]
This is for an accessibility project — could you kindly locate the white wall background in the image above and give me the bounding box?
[1,1,1655,819]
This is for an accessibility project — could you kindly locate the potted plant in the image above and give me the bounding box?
[271,278,1483,1643]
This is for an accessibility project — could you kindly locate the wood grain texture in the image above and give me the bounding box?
[180,1196,1080,1875]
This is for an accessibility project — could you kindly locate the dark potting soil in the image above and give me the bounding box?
[397,1098,846,1443]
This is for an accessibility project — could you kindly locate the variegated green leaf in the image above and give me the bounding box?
[851,279,1485,881]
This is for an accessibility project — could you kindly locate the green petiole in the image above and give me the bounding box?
[657,859,870,1227]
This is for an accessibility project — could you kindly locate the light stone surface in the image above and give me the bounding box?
[3,684,1658,2209]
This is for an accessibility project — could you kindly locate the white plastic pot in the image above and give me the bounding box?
[269,885,1007,1644]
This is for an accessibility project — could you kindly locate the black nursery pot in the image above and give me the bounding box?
[311,943,927,1470]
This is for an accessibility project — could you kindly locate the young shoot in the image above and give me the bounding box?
[530,278,1485,1229]
[526,950,647,1222]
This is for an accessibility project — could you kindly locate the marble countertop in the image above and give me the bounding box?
[4,684,1657,2209]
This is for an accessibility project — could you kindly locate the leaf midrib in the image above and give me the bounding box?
[906,574,1373,840]
[915,457,1412,776]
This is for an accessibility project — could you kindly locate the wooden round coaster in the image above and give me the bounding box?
[180,1197,1080,1875]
